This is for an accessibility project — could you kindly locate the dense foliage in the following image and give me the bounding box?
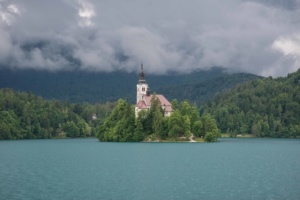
[0,89,114,140]
[201,69,300,137]
[157,73,259,106]
[0,67,259,104]
[97,97,220,142]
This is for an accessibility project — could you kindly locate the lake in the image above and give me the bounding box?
[0,138,299,200]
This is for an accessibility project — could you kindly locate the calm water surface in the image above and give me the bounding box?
[0,138,299,200]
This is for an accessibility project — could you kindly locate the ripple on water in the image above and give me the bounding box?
[0,138,300,200]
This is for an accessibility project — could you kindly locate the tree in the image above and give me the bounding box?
[189,106,200,128]
[151,95,164,134]
[97,99,136,142]
[63,121,80,137]
[157,118,169,139]
[182,115,191,137]
[0,122,11,140]
[180,100,191,116]
[171,99,178,111]
[201,114,220,141]
[133,117,145,141]
[168,110,183,137]
[192,121,203,137]
[204,132,217,142]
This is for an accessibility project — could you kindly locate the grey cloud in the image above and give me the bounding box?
[0,0,299,76]
[247,0,300,10]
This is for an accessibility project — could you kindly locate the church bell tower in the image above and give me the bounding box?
[136,64,149,103]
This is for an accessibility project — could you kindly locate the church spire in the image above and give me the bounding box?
[138,63,146,83]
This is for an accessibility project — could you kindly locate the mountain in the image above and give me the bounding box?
[0,67,260,104]
[201,68,300,137]
[156,73,259,106]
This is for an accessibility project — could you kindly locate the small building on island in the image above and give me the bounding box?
[135,64,173,117]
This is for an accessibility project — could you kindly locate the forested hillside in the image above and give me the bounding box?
[0,67,260,104]
[157,73,259,105]
[201,69,300,137]
[0,88,219,142]
[1,68,299,140]
[0,88,114,140]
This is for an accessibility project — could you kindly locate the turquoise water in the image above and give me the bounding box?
[0,138,300,200]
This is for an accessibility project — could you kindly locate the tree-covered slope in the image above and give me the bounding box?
[0,88,114,140]
[201,69,300,137]
[0,88,219,142]
[156,73,259,106]
[0,67,260,104]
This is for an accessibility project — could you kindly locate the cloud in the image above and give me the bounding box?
[273,34,300,57]
[0,1,21,25]
[77,0,95,27]
[0,0,299,76]
[272,33,300,75]
[115,26,182,73]
[7,4,21,15]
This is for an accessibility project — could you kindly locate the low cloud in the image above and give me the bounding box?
[0,2,21,25]
[0,0,299,76]
[272,33,300,75]
[77,0,95,27]
[273,34,300,58]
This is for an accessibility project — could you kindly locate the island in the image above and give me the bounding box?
[96,64,220,142]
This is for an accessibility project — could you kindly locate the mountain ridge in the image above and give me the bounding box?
[0,67,261,104]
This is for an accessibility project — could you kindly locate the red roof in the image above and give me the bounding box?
[136,94,173,112]
[136,100,148,109]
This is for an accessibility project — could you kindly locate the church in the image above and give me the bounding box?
[135,64,173,117]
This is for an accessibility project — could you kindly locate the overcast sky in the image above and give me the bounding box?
[0,0,300,76]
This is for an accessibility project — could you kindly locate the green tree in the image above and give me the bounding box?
[133,117,145,141]
[192,121,203,137]
[201,114,220,141]
[189,105,200,129]
[168,110,183,138]
[157,117,169,139]
[63,121,80,137]
[171,99,178,111]
[97,99,136,142]
[182,115,191,137]
[180,100,191,116]
[151,95,164,134]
